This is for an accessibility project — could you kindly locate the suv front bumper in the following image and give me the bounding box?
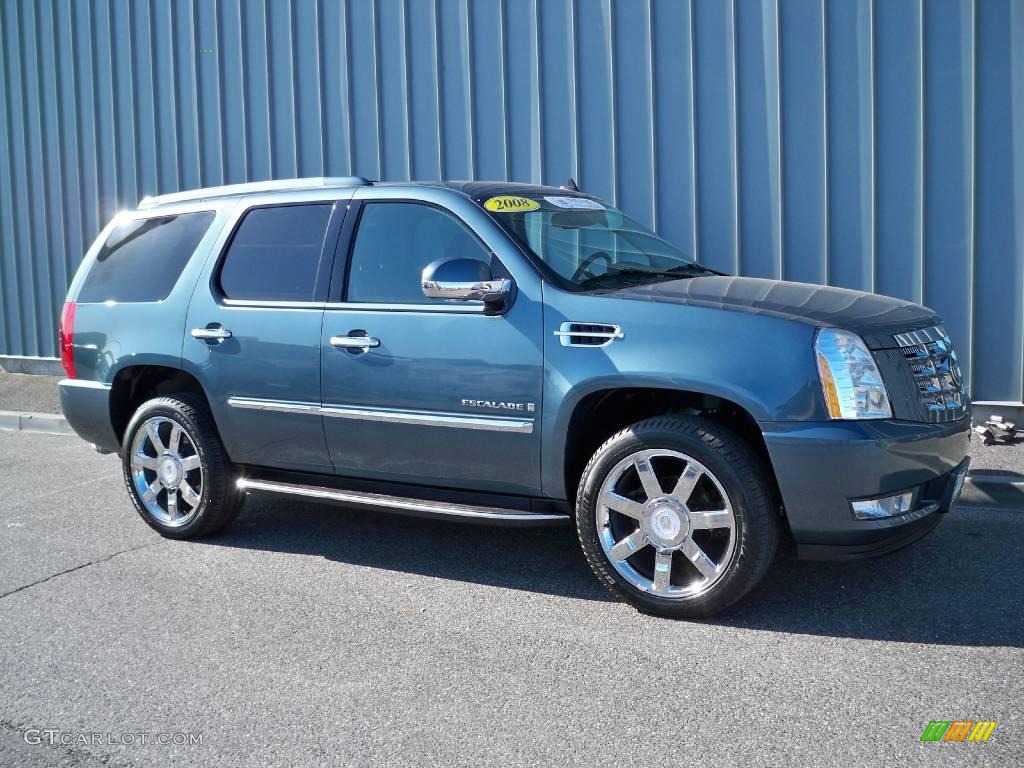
[761,416,971,561]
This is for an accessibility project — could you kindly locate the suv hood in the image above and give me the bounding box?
[605,275,938,345]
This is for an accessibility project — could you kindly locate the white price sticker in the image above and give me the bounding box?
[543,196,605,210]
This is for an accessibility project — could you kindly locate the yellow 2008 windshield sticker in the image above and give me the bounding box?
[484,196,540,213]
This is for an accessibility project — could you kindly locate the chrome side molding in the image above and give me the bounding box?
[319,404,532,433]
[236,477,569,526]
[226,397,533,434]
[58,378,112,390]
[227,397,320,415]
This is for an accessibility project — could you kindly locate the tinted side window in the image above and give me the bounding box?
[219,204,332,301]
[346,203,490,304]
[77,212,215,303]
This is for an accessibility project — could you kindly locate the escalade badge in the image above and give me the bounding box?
[462,399,536,413]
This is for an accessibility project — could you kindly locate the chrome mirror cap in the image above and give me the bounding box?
[421,258,513,306]
[422,277,512,302]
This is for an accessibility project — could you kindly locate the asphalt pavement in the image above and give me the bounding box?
[0,430,1021,767]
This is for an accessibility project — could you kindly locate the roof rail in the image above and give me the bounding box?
[137,176,373,209]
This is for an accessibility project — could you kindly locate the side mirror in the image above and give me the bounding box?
[421,258,513,310]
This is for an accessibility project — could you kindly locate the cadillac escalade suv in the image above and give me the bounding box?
[58,177,972,618]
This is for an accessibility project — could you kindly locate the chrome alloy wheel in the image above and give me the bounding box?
[597,449,737,599]
[129,416,204,527]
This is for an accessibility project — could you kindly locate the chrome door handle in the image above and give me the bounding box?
[191,327,233,342]
[330,335,380,349]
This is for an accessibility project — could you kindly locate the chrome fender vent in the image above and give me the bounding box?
[554,322,624,347]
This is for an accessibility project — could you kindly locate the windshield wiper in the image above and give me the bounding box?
[576,268,668,288]
[577,263,712,289]
[662,263,717,276]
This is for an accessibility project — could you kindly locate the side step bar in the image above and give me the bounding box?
[236,477,571,526]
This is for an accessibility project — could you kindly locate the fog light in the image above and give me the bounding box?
[851,491,914,520]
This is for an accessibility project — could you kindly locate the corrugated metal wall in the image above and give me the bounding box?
[1,0,1022,401]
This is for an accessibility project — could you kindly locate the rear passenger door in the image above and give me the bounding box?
[183,199,348,473]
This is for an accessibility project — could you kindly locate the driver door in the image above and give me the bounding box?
[319,196,544,496]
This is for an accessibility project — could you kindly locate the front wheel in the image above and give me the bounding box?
[121,394,242,539]
[576,415,779,618]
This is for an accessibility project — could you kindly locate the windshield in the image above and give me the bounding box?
[480,193,711,289]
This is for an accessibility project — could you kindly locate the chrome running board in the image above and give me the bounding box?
[236,477,570,526]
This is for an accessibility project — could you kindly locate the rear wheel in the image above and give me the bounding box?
[576,415,779,618]
[121,394,242,539]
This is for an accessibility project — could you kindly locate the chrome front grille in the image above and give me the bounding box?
[892,325,967,422]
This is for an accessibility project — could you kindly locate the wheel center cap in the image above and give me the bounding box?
[642,497,690,549]
[159,454,182,489]
[653,508,681,538]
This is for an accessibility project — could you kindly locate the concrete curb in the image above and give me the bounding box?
[960,474,1024,510]
[0,409,75,435]
[971,401,1024,425]
[0,355,63,376]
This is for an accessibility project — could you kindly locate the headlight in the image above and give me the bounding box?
[815,328,892,419]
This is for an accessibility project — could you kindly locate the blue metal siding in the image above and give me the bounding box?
[0,0,1021,403]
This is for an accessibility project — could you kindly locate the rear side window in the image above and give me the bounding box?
[346,202,491,304]
[77,212,215,303]
[218,204,332,302]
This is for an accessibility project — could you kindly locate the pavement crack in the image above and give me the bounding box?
[0,542,161,600]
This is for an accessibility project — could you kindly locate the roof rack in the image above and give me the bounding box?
[137,176,373,209]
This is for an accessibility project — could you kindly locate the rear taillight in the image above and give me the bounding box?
[59,301,76,378]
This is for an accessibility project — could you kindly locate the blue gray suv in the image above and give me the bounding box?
[58,177,971,618]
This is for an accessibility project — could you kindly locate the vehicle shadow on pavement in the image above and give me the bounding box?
[209,495,615,602]
[718,510,1024,647]
[209,497,1022,646]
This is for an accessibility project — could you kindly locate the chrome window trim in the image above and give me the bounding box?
[221,299,326,310]
[216,299,487,313]
[226,396,533,433]
[325,302,486,314]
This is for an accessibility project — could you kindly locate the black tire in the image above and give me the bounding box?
[121,394,242,539]
[576,415,779,618]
